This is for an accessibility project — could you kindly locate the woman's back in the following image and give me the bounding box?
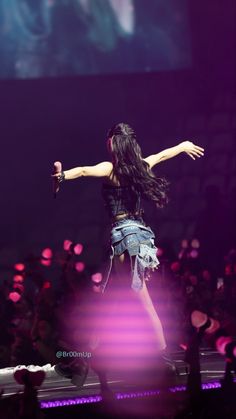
[102,180,143,220]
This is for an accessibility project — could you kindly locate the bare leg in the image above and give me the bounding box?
[113,252,167,351]
[135,280,166,351]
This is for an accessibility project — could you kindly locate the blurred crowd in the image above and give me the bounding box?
[156,240,236,348]
[0,239,236,369]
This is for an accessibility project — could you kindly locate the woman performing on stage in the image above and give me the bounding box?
[53,122,204,389]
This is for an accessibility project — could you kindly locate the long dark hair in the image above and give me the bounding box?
[107,123,169,208]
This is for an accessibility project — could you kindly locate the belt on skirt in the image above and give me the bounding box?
[100,218,160,293]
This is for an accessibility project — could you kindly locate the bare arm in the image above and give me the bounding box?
[144,141,204,169]
[56,161,113,180]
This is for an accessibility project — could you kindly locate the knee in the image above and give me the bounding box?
[119,254,125,263]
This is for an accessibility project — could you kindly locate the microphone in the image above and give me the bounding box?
[53,161,62,198]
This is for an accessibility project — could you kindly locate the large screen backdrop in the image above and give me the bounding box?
[0,0,191,79]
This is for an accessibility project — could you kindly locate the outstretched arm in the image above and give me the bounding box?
[144,141,204,169]
[54,161,113,180]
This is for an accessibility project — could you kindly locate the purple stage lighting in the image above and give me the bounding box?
[40,380,227,409]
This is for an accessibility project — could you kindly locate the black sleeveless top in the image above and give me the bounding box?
[102,183,143,218]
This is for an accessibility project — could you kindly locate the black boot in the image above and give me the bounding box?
[159,349,177,375]
[55,358,88,387]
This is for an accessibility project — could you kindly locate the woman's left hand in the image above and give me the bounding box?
[181,141,204,160]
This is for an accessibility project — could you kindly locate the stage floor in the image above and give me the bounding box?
[0,348,226,405]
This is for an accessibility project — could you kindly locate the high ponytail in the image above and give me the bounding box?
[107,123,169,207]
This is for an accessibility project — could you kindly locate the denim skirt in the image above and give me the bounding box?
[101,218,160,293]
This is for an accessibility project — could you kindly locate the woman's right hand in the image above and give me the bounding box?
[52,161,64,196]
[51,172,61,178]
[51,171,65,183]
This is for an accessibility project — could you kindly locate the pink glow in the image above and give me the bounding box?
[191,311,220,334]
[190,249,199,258]
[91,272,102,283]
[42,248,53,259]
[41,258,51,267]
[171,261,181,272]
[13,274,24,283]
[64,239,72,251]
[156,248,163,257]
[216,336,233,355]
[181,239,188,249]
[9,292,21,303]
[75,262,85,272]
[180,343,188,351]
[43,281,51,289]
[225,264,232,276]
[191,238,200,249]
[74,243,83,255]
[93,284,102,293]
[69,285,167,373]
[191,310,207,328]
[14,263,25,272]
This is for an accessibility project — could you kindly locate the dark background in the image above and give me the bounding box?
[0,0,236,278]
